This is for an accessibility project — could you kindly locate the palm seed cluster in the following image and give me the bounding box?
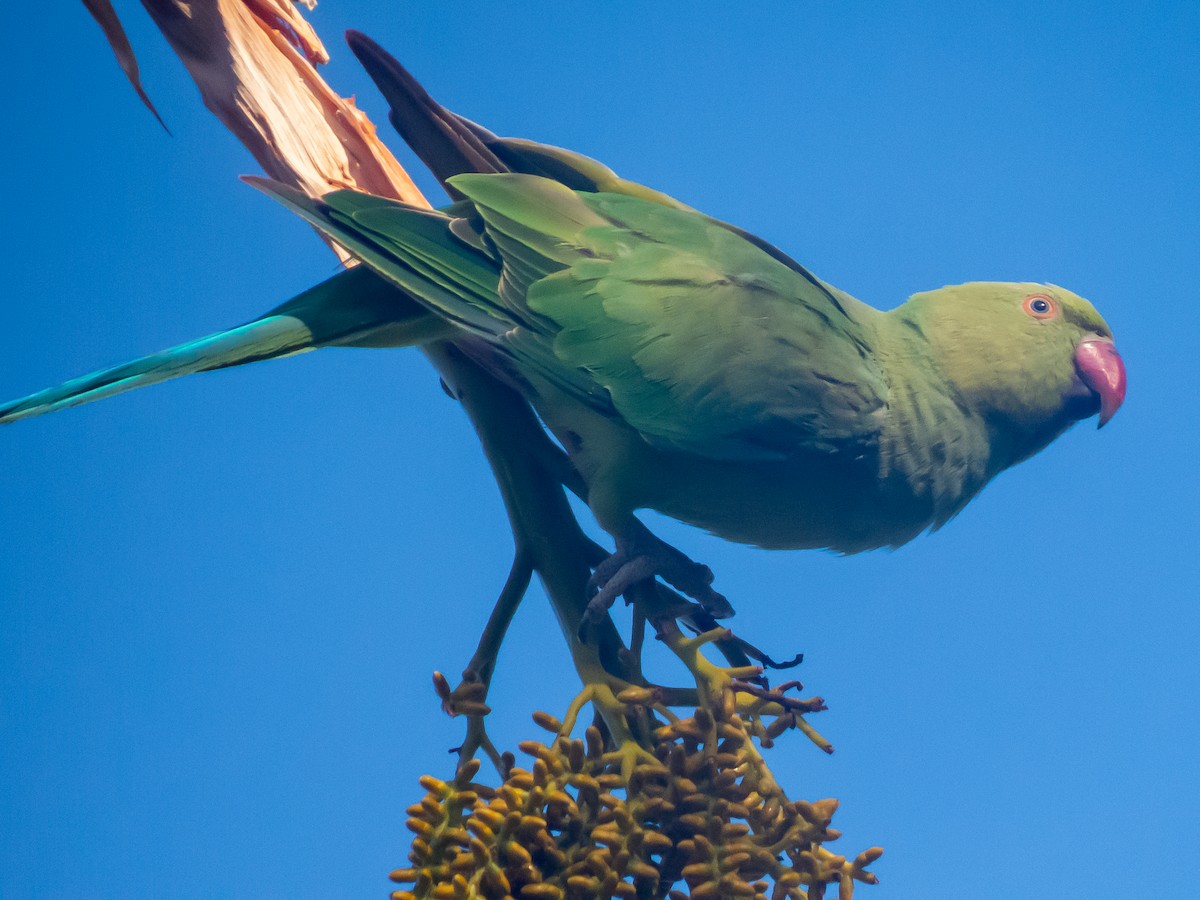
[391,697,881,900]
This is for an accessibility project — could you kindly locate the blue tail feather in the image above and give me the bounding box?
[0,315,316,424]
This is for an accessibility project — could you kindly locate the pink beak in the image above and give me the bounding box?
[1074,338,1126,427]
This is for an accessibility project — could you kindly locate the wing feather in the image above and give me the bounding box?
[453,176,889,461]
[252,172,889,463]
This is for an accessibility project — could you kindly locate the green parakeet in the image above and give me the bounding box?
[0,33,1125,622]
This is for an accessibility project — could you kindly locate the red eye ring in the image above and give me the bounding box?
[1023,293,1058,319]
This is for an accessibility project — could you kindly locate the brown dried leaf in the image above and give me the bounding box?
[241,0,328,65]
[81,0,169,131]
[136,0,427,260]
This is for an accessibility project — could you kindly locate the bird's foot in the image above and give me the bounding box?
[584,524,734,628]
[433,671,513,777]
[657,622,834,754]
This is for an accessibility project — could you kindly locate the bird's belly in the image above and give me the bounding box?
[532,387,935,554]
[632,449,933,553]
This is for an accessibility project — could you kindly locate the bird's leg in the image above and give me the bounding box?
[584,517,735,626]
[436,549,533,776]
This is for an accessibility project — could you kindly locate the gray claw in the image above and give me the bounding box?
[585,525,736,628]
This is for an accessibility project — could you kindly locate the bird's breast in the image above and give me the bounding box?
[558,425,940,553]
[531,374,960,554]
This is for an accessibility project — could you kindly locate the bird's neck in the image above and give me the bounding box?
[888,298,1084,476]
[871,312,999,527]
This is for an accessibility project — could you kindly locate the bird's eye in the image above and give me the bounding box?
[1023,294,1058,319]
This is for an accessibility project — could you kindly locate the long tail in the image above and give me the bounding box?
[0,266,447,424]
[1,33,656,428]
[1,34,507,428]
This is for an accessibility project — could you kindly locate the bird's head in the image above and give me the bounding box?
[900,282,1125,462]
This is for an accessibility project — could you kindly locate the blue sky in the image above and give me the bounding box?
[0,2,1196,897]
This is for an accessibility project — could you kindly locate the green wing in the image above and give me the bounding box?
[476,178,889,460]
[252,172,889,462]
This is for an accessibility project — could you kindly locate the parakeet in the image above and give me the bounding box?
[0,33,1125,622]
